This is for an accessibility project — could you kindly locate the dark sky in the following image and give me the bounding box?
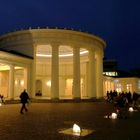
[0,0,140,71]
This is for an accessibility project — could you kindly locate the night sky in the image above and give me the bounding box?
[0,0,140,71]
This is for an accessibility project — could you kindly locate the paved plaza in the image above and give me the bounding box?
[0,101,140,140]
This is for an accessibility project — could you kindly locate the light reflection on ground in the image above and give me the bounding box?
[59,128,94,136]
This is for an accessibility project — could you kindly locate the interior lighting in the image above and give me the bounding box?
[20,80,24,86]
[36,50,89,58]
[15,66,23,69]
[46,80,51,87]
[58,53,73,57]
[15,80,18,85]
[0,65,10,71]
[37,54,52,58]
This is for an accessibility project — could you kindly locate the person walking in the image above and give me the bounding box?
[19,89,30,114]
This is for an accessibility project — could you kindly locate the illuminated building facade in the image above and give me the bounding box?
[103,76,140,95]
[103,60,140,95]
[0,29,106,100]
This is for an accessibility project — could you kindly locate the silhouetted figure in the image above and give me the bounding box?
[35,90,42,96]
[132,92,139,108]
[19,89,30,114]
[110,90,114,103]
[115,94,128,119]
[126,91,132,104]
[106,91,110,102]
[0,94,4,103]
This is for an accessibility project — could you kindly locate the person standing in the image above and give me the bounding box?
[19,89,30,114]
[0,94,4,103]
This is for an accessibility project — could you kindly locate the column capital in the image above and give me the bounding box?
[87,46,96,52]
[33,43,38,48]
[50,42,60,47]
[69,43,81,49]
[9,64,15,68]
[96,49,104,58]
[73,46,80,51]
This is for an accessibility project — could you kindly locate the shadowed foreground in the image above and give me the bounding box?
[0,101,140,140]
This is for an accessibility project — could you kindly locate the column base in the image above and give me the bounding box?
[89,97,96,102]
[8,98,14,100]
[73,97,81,102]
[96,97,105,102]
[51,98,59,102]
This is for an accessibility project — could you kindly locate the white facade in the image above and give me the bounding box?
[0,51,32,99]
[103,76,140,96]
[0,29,106,100]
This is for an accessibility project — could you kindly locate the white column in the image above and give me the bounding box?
[103,79,106,96]
[51,43,59,99]
[96,51,103,98]
[8,65,15,99]
[24,68,27,90]
[72,47,81,99]
[88,49,96,98]
[31,44,37,98]
[24,66,30,94]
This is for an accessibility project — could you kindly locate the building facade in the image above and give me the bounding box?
[0,29,106,100]
[103,60,140,96]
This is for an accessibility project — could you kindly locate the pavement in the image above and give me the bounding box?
[0,101,140,140]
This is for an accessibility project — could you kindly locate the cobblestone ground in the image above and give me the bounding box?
[0,101,140,140]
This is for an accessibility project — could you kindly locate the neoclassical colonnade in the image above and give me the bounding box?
[0,29,106,100]
[34,43,105,100]
[8,65,29,99]
[0,51,32,100]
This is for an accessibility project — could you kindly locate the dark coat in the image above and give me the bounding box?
[20,91,29,103]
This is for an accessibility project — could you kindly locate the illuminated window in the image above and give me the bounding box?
[103,72,118,76]
[109,72,112,76]
[116,83,121,93]
[114,79,119,83]
[126,84,132,92]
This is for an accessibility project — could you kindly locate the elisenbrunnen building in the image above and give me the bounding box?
[0,28,139,101]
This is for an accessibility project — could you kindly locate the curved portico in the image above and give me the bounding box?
[0,29,106,100]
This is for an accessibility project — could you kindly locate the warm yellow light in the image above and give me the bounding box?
[129,107,134,112]
[46,80,51,87]
[80,50,89,55]
[0,65,23,71]
[37,54,52,57]
[20,80,24,86]
[15,80,18,85]
[36,50,89,58]
[0,65,10,71]
[111,113,117,119]
[15,66,23,69]
[73,124,81,135]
